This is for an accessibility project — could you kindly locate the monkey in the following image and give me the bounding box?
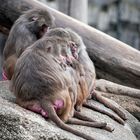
[44,28,88,111]
[42,28,114,131]
[3,8,55,80]
[45,28,89,110]
[10,36,109,140]
[43,27,124,125]
[65,28,127,124]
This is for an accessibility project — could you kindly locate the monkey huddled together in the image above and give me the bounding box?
[3,9,127,140]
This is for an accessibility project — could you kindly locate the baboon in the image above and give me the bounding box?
[10,36,107,140]
[66,28,127,124]
[45,28,88,110]
[43,28,113,131]
[3,8,55,80]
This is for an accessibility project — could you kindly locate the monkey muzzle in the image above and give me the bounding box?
[69,41,78,59]
[39,24,50,38]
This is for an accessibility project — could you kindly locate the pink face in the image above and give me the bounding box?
[69,41,78,59]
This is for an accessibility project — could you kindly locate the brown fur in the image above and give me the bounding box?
[10,36,95,140]
[45,28,89,111]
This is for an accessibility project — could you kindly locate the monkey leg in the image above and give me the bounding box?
[92,90,127,121]
[67,118,107,129]
[74,111,114,132]
[96,79,140,99]
[83,102,125,125]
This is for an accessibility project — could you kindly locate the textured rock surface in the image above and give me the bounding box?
[103,93,140,121]
[0,81,139,140]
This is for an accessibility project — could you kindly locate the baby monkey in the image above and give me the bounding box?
[3,8,55,80]
[11,36,107,140]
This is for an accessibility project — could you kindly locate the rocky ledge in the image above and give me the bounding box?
[0,81,139,140]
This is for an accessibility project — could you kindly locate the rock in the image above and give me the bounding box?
[0,81,139,140]
[103,93,140,121]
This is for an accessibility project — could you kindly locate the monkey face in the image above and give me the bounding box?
[25,9,55,38]
[68,41,78,60]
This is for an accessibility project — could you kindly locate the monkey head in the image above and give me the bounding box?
[66,28,85,59]
[22,9,55,38]
[45,28,88,64]
[45,28,71,42]
[45,28,74,63]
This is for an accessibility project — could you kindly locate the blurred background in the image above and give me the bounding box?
[38,0,140,50]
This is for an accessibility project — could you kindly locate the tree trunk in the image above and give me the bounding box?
[0,0,140,89]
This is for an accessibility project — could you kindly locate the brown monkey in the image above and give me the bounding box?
[43,28,115,132]
[10,36,107,140]
[66,28,127,124]
[45,28,88,111]
[3,8,55,80]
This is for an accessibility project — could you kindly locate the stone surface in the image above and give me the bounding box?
[103,93,140,121]
[0,81,139,140]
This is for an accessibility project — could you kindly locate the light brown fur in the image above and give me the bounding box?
[10,36,98,140]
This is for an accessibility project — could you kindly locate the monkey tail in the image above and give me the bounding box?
[40,99,95,140]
